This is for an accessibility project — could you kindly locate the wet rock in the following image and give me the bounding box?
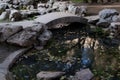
[0,24,23,42]
[72,69,94,80]
[35,30,52,50]
[9,9,22,21]
[36,71,65,80]
[7,29,37,47]
[38,30,52,44]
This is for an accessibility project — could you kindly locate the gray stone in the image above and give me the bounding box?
[97,9,119,28]
[0,24,23,42]
[0,11,9,20]
[52,2,61,9]
[99,9,119,21]
[12,0,19,5]
[109,22,120,38]
[68,4,77,14]
[58,2,68,12]
[7,29,37,47]
[0,3,10,11]
[9,9,22,21]
[12,0,34,5]
[76,6,87,16]
[38,30,52,45]
[96,19,110,28]
[80,6,87,16]
[24,23,45,33]
[98,9,119,23]
[73,69,94,80]
[36,71,65,80]
[0,72,6,80]
[35,30,52,50]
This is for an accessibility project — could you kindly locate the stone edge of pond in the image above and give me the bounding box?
[0,47,31,80]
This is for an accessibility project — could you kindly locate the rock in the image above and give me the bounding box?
[76,6,87,16]
[0,0,11,3]
[35,30,52,50]
[73,69,94,80]
[36,71,65,80]
[27,5,34,10]
[112,15,120,22]
[24,23,45,33]
[0,3,10,14]
[68,4,77,14]
[80,6,87,16]
[97,9,119,28]
[12,0,34,5]
[86,15,99,25]
[109,22,120,38]
[52,2,61,9]
[12,0,19,5]
[0,24,23,42]
[9,9,22,21]
[99,9,119,21]
[88,19,99,25]
[0,11,9,20]
[7,29,37,47]
[38,30,52,46]
[7,23,46,47]
[58,2,68,12]
[96,19,110,28]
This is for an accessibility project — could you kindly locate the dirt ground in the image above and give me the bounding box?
[75,2,120,15]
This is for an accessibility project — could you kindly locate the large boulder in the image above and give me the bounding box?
[99,9,119,22]
[7,29,37,47]
[7,23,45,47]
[97,9,119,28]
[0,24,23,42]
[36,71,65,80]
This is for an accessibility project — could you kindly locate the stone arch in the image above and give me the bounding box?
[35,12,88,28]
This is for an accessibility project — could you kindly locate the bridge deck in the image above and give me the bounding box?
[35,12,77,24]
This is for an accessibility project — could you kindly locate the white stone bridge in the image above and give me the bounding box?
[0,12,88,29]
[35,12,88,28]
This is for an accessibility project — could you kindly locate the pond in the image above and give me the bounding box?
[10,23,120,80]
